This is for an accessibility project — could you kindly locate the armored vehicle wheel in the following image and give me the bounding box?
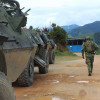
[16,57,34,87]
[39,50,49,74]
[49,49,55,64]
[0,72,16,100]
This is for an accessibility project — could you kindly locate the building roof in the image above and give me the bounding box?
[67,38,85,41]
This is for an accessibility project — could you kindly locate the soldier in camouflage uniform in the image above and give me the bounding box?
[81,36,99,76]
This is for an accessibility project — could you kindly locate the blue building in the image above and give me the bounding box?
[67,38,85,52]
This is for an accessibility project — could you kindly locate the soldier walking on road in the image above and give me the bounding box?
[81,36,99,76]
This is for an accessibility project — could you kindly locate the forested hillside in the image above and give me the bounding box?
[94,32,100,45]
[77,32,100,45]
[68,21,100,37]
[61,24,79,32]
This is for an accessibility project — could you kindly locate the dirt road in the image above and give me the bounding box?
[15,54,100,100]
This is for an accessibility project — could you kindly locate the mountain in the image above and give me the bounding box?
[61,24,79,32]
[77,33,95,39]
[77,32,100,45]
[94,32,100,45]
[68,21,100,37]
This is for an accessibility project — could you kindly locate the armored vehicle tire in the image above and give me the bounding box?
[39,50,49,74]
[49,49,55,64]
[16,57,34,87]
[0,72,16,100]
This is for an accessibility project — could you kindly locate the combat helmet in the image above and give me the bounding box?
[85,36,91,40]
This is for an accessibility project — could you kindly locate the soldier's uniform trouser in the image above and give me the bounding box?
[85,53,94,74]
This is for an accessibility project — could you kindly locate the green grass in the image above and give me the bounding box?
[55,56,81,62]
[55,50,81,62]
[96,46,100,55]
[55,50,77,56]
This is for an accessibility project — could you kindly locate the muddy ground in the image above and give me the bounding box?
[15,54,100,100]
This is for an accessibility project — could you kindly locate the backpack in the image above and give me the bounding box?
[85,41,94,52]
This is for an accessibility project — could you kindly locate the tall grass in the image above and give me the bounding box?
[55,50,77,56]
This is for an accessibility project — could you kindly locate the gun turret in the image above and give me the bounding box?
[21,7,25,10]
[25,9,31,13]
[24,8,31,16]
[0,0,29,32]
[1,0,20,9]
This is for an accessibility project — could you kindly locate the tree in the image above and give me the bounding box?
[35,27,41,32]
[49,23,68,51]
[52,23,56,28]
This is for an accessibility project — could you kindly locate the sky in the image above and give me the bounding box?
[17,0,100,28]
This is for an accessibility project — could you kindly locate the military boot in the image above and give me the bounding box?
[88,73,92,76]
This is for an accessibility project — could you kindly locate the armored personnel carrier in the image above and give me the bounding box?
[0,0,38,99]
[48,39,57,64]
[28,27,57,67]
[27,27,50,74]
[40,28,57,64]
[40,31,57,64]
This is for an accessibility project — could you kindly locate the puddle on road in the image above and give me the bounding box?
[53,80,60,84]
[68,75,76,78]
[24,94,28,97]
[73,81,89,83]
[27,96,63,100]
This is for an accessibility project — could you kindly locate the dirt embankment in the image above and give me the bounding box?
[15,54,100,100]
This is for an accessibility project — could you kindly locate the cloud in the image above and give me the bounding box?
[18,0,63,8]
[17,0,100,28]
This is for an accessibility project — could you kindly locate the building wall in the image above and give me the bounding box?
[67,45,82,52]
[67,39,84,52]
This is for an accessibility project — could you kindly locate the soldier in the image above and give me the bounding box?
[81,36,99,76]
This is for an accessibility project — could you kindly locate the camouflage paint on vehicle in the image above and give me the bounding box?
[0,0,37,82]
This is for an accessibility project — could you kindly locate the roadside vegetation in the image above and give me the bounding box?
[55,52,80,62]
[96,46,100,55]
[49,23,68,52]
[55,50,79,63]
[55,50,77,56]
